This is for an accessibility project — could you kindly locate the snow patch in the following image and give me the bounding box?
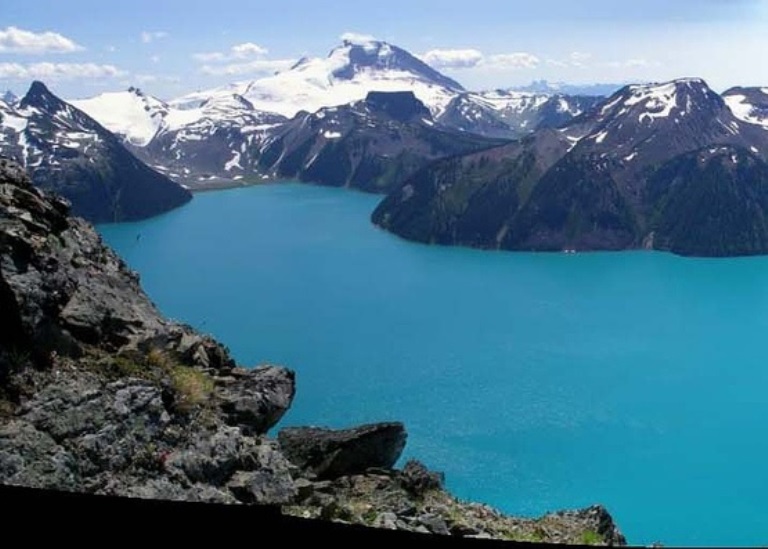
[625,82,678,122]
[224,151,242,171]
[323,130,342,139]
[724,93,768,129]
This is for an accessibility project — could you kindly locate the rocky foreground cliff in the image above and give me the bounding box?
[0,157,626,545]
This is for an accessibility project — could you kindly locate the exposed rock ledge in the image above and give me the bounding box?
[0,157,626,545]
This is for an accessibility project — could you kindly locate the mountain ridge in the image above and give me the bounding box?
[372,77,768,257]
[0,81,191,222]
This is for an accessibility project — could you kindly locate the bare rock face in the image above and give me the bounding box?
[0,157,296,504]
[218,366,296,435]
[278,423,407,480]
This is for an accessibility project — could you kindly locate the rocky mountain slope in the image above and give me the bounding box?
[258,91,507,193]
[139,93,287,185]
[0,157,626,544]
[437,90,602,139]
[373,78,768,257]
[69,39,598,188]
[0,82,191,222]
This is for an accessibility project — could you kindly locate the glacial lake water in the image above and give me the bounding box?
[98,182,768,547]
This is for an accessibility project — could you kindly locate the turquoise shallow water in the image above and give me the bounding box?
[98,183,768,547]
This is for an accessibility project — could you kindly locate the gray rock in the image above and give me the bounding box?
[217,366,295,434]
[547,504,627,546]
[374,512,398,530]
[0,159,168,357]
[0,420,78,489]
[418,514,451,536]
[278,422,407,480]
[167,426,261,484]
[400,459,444,497]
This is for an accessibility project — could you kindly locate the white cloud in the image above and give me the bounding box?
[199,58,294,77]
[141,31,168,44]
[231,42,268,58]
[340,32,378,45]
[569,51,593,68]
[132,73,179,85]
[485,53,541,70]
[193,42,269,63]
[150,55,161,64]
[420,47,540,72]
[420,49,484,69]
[605,58,654,68]
[0,26,83,54]
[546,58,568,68]
[0,62,125,80]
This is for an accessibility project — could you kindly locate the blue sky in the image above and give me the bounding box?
[1,0,767,100]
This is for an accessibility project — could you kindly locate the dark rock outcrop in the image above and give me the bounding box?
[400,459,445,497]
[259,92,507,193]
[0,157,295,502]
[278,423,407,480]
[217,366,295,434]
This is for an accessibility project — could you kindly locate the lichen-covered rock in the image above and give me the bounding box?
[278,423,407,480]
[400,459,444,497]
[217,366,295,434]
[0,159,297,504]
[284,464,627,545]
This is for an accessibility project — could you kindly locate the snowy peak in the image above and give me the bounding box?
[329,39,464,91]
[437,89,602,139]
[171,38,464,118]
[71,87,169,146]
[201,93,254,112]
[597,78,722,125]
[21,81,69,113]
[723,87,768,129]
[563,77,768,168]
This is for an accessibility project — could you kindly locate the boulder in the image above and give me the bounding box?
[399,459,444,497]
[278,422,407,479]
[217,366,295,434]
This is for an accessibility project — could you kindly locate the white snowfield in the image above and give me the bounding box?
[71,90,168,146]
[724,89,768,129]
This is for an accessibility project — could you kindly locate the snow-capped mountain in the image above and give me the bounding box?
[139,93,286,183]
[723,87,768,130]
[437,90,602,138]
[71,87,170,146]
[565,78,768,169]
[171,36,465,118]
[373,78,768,257]
[0,81,191,222]
[512,80,622,97]
[258,91,505,192]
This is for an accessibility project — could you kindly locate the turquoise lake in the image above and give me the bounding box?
[98,183,768,547]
